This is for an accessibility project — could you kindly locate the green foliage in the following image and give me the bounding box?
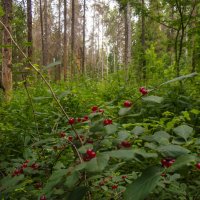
[0,72,200,200]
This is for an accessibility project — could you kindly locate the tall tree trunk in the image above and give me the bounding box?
[39,0,45,66]
[82,0,86,74]
[141,0,146,80]
[43,0,48,66]
[2,0,13,101]
[63,0,68,80]
[55,0,61,81]
[124,2,131,78]
[27,0,33,61]
[71,0,75,77]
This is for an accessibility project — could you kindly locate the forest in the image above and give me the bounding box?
[0,0,200,199]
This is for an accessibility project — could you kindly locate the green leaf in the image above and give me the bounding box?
[131,126,145,135]
[160,72,198,86]
[149,131,171,145]
[124,166,162,200]
[85,154,109,172]
[90,120,104,133]
[142,95,164,104]
[108,150,135,159]
[118,130,130,140]
[104,124,117,135]
[157,144,190,157]
[118,107,131,116]
[169,154,196,171]
[65,171,80,189]
[173,125,193,141]
[43,169,67,194]
[67,186,88,200]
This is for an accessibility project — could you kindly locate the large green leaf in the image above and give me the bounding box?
[173,125,193,141]
[124,166,162,200]
[142,95,164,104]
[118,107,132,116]
[67,186,88,200]
[104,124,117,135]
[169,154,196,171]
[108,150,135,159]
[157,144,190,157]
[64,171,80,189]
[85,154,110,172]
[131,126,145,135]
[43,169,67,194]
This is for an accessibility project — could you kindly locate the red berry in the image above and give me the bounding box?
[68,136,73,142]
[25,160,30,163]
[77,118,82,122]
[124,100,132,107]
[112,185,118,190]
[122,175,127,179]
[40,195,47,200]
[103,119,113,126]
[83,154,91,161]
[82,115,89,122]
[161,158,175,168]
[86,149,93,156]
[121,141,131,148]
[59,132,66,138]
[31,163,39,170]
[99,109,104,113]
[92,106,99,112]
[89,151,96,158]
[139,87,148,95]
[69,118,75,125]
[21,163,27,169]
[196,163,200,169]
[13,169,21,176]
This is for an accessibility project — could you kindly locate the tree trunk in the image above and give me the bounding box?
[63,0,68,80]
[27,0,33,61]
[141,0,146,80]
[2,0,13,102]
[39,0,45,67]
[43,0,48,66]
[82,0,86,74]
[71,0,75,77]
[124,2,131,77]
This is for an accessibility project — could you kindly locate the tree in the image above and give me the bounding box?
[1,0,13,101]
[27,0,33,61]
[71,0,75,77]
[63,0,68,80]
[82,0,86,74]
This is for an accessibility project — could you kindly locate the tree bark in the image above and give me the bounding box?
[2,0,13,101]
[63,0,68,80]
[124,2,131,75]
[43,0,49,66]
[71,0,75,77]
[27,0,33,61]
[82,0,86,74]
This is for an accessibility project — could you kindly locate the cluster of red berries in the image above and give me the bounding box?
[123,100,132,107]
[83,149,96,161]
[92,106,104,113]
[12,160,39,177]
[139,87,148,95]
[68,116,89,125]
[121,141,131,148]
[161,158,175,168]
[103,119,113,126]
